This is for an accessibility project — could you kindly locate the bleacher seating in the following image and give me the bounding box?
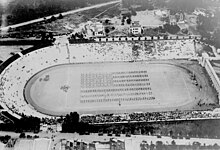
[0,40,197,118]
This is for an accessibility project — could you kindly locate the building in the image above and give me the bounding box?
[168,11,185,26]
[84,21,105,38]
[169,15,177,25]
[84,21,94,39]
[40,124,48,132]
[91,138,126,150]
[60,138,126,150]
[130,21,142,35]
[93,22,105,37]
[154,9,169,18]
[93,141,111,150]
[110,138,125,150]
[56,123,62,132]
[177,22,188,32]
[179,13,184,22]
[60,139,89,150]
[186,14,197,25]
[193,8,206,16]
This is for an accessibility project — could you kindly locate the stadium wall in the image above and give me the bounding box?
[0,44,51,119]
[92,35,202,43]
[0,53,22,119]
[0,35,209,118]
[203,58,220,104]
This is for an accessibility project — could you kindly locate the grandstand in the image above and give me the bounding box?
[0,36,218,118]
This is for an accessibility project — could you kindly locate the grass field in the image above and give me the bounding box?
[24,61,215,116]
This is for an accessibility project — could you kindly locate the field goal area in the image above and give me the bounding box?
[24,61,206,116]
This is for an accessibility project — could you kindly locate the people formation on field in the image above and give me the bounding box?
[0,39,200,120]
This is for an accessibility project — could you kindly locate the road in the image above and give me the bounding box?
[1,131,220,150]
[0,0,120,31]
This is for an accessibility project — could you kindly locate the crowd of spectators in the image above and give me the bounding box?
[132,39,196,60]
[69,39,197,61]
[154,40,196,59]
[80,110,220,124]
[68,39,197,63]
[0,39,202,120]
[0,45,69,119]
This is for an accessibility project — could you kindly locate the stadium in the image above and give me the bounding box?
[0,36,219,118]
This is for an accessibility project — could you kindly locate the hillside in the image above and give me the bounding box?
[0,0,115,26]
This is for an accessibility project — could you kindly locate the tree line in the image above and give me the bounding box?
[0,113,40,133]
[0,0,114,25]
[1,111,220,139]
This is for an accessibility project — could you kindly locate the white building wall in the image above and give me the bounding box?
[204,58,220,104]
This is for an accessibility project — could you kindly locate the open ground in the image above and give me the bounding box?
[24,60,216,116]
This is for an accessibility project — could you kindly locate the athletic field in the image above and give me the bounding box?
[24,61,209,116]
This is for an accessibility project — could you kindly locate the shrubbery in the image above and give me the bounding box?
[163,24,180,34]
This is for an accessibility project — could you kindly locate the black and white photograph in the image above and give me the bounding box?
[0,0,220,149]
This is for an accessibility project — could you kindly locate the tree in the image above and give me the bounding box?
[58,14,63,19]
[126,18,131,24]
[171,140,176,145]
[78,122,90,134]
[105,19,110,24]
[3,135,11,143]
[75,33,80,39]
[6,0,88,25]
[105,28,110,34]
[169,130,173,136]
[19,133,25,138]
[163,24,180,34]
[16,115,40,132]
[121,18,125,23]
[70,112,79,123]
[62,112,80,133]
[50,16,56,21]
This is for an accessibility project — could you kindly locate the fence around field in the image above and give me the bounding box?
[91,35,202,43]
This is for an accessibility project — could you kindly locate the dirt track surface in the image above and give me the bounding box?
[24,60,217,116]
